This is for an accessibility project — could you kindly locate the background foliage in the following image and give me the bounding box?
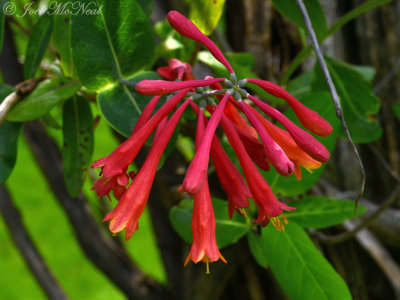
[1,0,399,299]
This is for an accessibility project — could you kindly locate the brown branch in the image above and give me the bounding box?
[343,220,400,297]
[0,185,70,300]
[316,184,400,245]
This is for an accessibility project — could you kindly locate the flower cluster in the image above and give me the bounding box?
[92,10,332,270]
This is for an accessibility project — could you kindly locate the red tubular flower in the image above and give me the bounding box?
[167,10,234,74]
[179,92,230,195]
[206,78,270,171]
[248,105,321,179]
[103,99,192,240]
[232,122,270,171]
[131,96,161,135]
[190,101,251,218]
[205,77,259,139]
[224,100,258,139]
[135,78,226,96]
[92,170,131,200]
[92,88,190,195]
[94,10,333,267]
[211,137,251,219]
[185,109,226,269]
[238,100,294,176]
[157,58,194,81]
[245,78,333,137]
[248,94,330,163]
[219,113,295,226]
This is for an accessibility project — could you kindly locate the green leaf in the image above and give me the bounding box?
[264,92,340,197]
[352,65,376,82]
[97,71,161,137]
[53,13,72,76]
[62,95,94,197]
[260,222,352,300]
[247,231,269,267]
[312,56,382,143]
[0,85,21,184]
[393,102,400,121]
[327,0,393,38]
[169,198,250,248]
[186,0,226,35]
[7,77,81,122]
[271,0,328,41]
[287,196,366,229]
[286,71,313,99]
[71,0,155,92]
[24,13,54,79]
[280,0,392,85]
[137,0,153,16]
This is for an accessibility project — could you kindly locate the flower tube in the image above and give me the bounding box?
[104,99,192,240]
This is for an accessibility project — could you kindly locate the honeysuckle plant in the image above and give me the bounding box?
[92,10,333,269]
[1,0,394,299]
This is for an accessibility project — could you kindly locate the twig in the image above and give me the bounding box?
[374,56,400,94]
[0,185,70,300]
[343,220,400,298]
[8,15,31,35]
[0,77,47,124]
[119,78,137,87]
[369,144,400,182]
[0,92,19,124]
[316,184,400,245]
[296,0,365,208]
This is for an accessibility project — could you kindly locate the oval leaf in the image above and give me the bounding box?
[287,196,366,229]
[53,13,72,76]
[97,71,160,137]
[393,102,400,122]
[0,85,21,184]
[169,198,250,248]
[271,0,328,41]
[24,13,54,79]
[188,0,226,35]
[312,56,382,143]
[259,223,352,300]
[71,0,155,92]
[6,77,81,122]
[62,95,94,197]
[247,231,269,268]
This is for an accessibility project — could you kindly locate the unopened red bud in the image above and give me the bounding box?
[135,78,225,96]
[246,78,333,137]
[167,10,234,74]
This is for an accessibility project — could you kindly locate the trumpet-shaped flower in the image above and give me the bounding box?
[92,10,333,271]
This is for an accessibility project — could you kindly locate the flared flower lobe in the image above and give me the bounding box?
[103,99,191,240]
[185,110,226,269]
[157,58,194,81]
